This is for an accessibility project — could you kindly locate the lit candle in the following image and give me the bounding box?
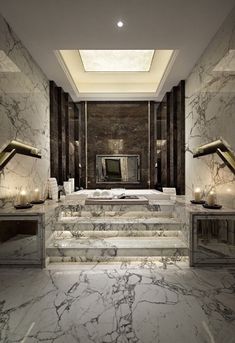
[33,188,40,202]
[207,191,216,206]
[194,187,202,202]
[19,190,27,205]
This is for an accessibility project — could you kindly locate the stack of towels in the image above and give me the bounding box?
[48,178,58,200]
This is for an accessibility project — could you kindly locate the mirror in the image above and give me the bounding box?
[96,155,140,183]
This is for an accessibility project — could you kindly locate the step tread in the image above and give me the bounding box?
[48,237,187,249]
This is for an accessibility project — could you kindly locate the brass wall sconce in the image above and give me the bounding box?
[193,138,235,174]
[0,140,41,171]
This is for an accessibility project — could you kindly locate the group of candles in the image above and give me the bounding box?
[194,187,217,206]
[19,188,41,205]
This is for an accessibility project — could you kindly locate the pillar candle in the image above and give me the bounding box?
[207,191,216,206]
[33,188,40,202]
[19,190,27,205]
[194,187,202,202]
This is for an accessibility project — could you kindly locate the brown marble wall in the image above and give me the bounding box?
[83,101,153,189]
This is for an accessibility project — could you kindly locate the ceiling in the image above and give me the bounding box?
[0,0,234,101]
[58,49,175,94]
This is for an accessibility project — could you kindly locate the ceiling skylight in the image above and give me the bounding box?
[79,50,155,72]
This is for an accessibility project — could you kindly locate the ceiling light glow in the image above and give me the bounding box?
[79,50,155,72]
[117,21,124,28]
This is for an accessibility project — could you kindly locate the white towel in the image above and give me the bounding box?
[48,178,58,200]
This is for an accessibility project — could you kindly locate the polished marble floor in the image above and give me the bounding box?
[0,261,234,343]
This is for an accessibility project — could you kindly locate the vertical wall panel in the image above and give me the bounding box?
[176,80,185,194]
[49,81,59,181]
[154,80,185,194]
[50,82,79,188]
[67,96,75,179]
[57,88,67,184]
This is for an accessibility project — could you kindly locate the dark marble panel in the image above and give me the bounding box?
[49,81,59,181]
[67,96,75,179]
[50,83,80,188]
[156,96,168,188]
[58,88,67,184]
[155,81,185,194]
[86,101,149,189]
[176,81,185,195]
[73,103,80,189]
[150,102,156,188]
[79,102,86,188]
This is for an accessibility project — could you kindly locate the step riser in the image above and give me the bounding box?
[49,256,188,263]
[60,203,174,213]
[60,212,174,219]
[53,230,180,239]
[47,247,188,258]
[56,222,182,231]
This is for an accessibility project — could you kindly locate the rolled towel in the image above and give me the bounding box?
[93,189,101,197]
[101,190,112,198]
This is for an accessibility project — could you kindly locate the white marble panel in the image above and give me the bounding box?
[0,264,234,342]
[185,8,235,208]
[0,14,49,205]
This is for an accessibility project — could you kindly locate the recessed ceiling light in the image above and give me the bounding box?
[117,21,124,28]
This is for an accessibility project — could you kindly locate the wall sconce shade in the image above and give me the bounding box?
[0,140,41,171]
[193,138,235,175]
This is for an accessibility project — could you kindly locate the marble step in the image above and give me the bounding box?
[56,217,183,232]
[48,256,189,264]
[47,237,188,259]
[59,201,175,217]
[54,230,181,239]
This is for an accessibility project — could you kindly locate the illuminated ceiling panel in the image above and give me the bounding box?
[79,50,155,72]
[57,49,176,95]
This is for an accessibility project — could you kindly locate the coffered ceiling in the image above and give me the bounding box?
[0,0,234,101]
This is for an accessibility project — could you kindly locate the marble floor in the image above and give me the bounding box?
[0,261,235,343]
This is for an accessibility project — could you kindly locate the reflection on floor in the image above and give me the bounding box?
[0,261,234,343]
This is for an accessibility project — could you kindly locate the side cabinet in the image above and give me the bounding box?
[190,213,235,266]
[0,214,45,267]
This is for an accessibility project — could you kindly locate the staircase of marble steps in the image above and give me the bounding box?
[47,200,188,263]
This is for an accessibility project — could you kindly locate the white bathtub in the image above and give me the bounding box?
[72,189,171,200]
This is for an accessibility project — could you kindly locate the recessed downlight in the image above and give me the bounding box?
[117,20,124,28]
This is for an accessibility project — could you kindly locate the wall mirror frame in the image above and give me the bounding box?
[96,154,140,184]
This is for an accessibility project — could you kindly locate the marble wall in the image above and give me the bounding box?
[0,14,50,206]
[83,101,153,189]
[185,7,235,208]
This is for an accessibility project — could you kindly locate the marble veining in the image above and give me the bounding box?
[0,14,50,205]
[0,262,234,342]
[185,7,235,208]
